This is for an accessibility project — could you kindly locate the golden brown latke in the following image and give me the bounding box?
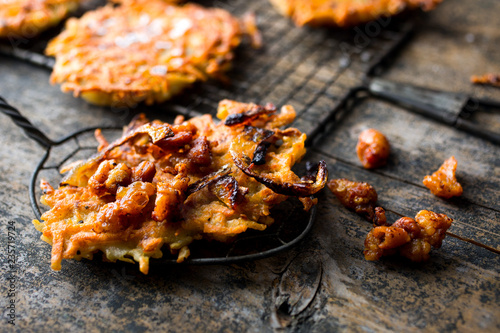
[0,0,80,38]
[46,0,258,106]
[269,0,442,27]
[33,100,327,274]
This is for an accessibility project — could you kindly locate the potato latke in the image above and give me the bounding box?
[0,0,80,38]
[269,0,442,27]
[46,0,257,106]
[33,100,327,274]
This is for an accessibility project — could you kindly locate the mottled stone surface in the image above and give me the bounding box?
[0,0,499,332]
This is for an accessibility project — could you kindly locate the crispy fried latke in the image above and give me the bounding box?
[46,0,258,106]
[269,0,442,27]
[0,0,80,38]
[33,100,326,274]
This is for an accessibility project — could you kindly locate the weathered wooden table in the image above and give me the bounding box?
[0,0,498,331]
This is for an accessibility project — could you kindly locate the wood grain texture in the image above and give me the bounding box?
[0,0,498,332]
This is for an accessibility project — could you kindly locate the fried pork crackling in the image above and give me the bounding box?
[46,0,258,106]
[269,0,442,27]
[423,156,463,199]
[364,209,453,262]
[33,100,327,274]
[0,0,80,38]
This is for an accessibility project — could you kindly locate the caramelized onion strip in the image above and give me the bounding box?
[243,126,275,165]
[224,103,277,126]
[232,152,328,197]
[186,165,232,197]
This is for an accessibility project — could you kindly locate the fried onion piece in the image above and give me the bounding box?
[242,126,276,165]
[224,103,277,126]
[229,123,327,197]
[88,161,132,197]
[187,136,212,166]
[269,0,443,27]
[46,0,255,106]
[0,0,80,38]
[363,210,453,262]
[186,166,232,197]
[234,155,328,197]
[252,142,272,166]
[153,121,197,151]
[209,175,242,209]
[152,164,190,222]
[34,100,321,274]
[61,122,174,187]
[327,178,377,221]
[231,133,328,197]
[423,156,463,199]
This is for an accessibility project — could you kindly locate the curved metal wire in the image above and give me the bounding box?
[0,96,54,148]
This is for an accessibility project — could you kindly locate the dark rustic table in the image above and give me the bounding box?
[0,0,499,331]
